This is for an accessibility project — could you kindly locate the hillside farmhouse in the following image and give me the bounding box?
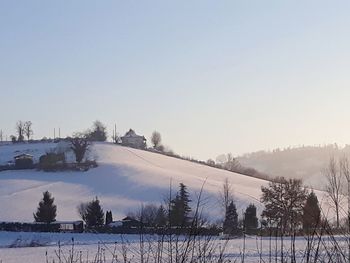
[121,129,146,149]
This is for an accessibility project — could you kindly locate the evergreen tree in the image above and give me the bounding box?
[105,210,113,225]
[223,201,238,235]
[169,183,192,226]
[33,191,57,224]
[303,191,321,232]
[155,205,167,227]
[85,197,104,228]
[244,204,258,234]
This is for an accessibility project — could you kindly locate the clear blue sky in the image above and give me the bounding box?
[1,1,350,160]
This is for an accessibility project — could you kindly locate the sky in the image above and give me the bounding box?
[1,1,350,160]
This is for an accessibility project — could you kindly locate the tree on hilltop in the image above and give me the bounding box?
[87,120,107,142]
[70,134,90,163]
[151,131,162,150]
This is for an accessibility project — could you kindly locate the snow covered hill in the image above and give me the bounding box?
[0,142,328,222]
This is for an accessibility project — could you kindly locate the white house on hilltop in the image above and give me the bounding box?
[120,129,146,149]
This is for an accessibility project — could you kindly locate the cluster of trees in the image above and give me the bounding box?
[260,177,321,234]
[127,183,192,228]
[10,121,33,143]
[85,120,107,142]
[33,191,108,228]
[206,153,269,181]
[30,177,324,236]
[220,179,258,236]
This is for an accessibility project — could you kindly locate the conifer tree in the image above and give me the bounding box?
[223,201,238,235]
[84,197,104,228]
[243,204,258,234]
[33,191,57,224]
[169,183,192,226]
[105,210,113,225]
[155,205,167,227]
[303,191,321,232]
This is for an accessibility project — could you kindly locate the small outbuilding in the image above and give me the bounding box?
[120,129,146,149]
[14,154,34,169]
[121,216,141,228]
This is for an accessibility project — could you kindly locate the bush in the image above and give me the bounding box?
[39,152,66,171]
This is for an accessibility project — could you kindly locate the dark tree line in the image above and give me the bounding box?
[31,179,322,235]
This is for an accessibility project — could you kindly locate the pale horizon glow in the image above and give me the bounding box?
[1,1,350,160]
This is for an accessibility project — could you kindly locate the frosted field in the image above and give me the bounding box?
[0,231,348,263]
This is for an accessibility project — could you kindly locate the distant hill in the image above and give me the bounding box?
[237,144,350,189]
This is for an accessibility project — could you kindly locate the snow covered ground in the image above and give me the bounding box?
[0,142,279,222]
[0,142,342,262]
[0,231,348,263]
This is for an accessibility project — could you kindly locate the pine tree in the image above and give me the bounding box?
[303,191,321,232]
[105,210,113,225]
[33,191,57,224]
[244,204,258,234]
[85,197,104,228]
[155,205,167,227]
[223,201,238,235]
[169,183,192,226]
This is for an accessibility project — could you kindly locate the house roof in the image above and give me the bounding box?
[121,129,146,140]
[14,153,34,159]
[122,216,140,222]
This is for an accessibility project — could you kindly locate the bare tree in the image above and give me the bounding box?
[340,156,350,263]
[151,131,162,149]
[70,134,90,163]
[219,178,234,215]
[112,123,119,143]
[77,202,88,224]
[324,157,343,228]
[0,129,3,143]
[340,157,350,223]
[24,121,33,141]
[16,121,25,142]
[216,153,241,171]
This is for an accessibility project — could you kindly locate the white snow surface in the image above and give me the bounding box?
[0,231,348,263]
[0,142,329,222]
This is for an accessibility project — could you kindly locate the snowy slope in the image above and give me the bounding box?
[0,142,328,222]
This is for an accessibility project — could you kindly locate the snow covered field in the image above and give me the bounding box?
[0,231,348,263]
[0,142,277,222]
[0,142,338,262]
